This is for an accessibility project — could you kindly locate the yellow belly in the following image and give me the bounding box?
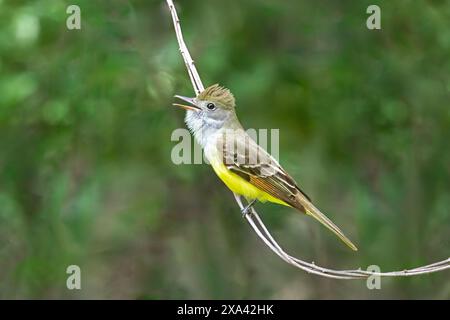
[210,160,289,206]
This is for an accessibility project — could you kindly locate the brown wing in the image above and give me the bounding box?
[217,130,358,251]
[217,130,311,210]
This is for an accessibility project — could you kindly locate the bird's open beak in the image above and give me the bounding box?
[173,95,200,111]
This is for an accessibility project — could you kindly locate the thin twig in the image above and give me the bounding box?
[166,0,204,95]
[165,0,450,279]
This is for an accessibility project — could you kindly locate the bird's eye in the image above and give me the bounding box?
[206,103,216,110]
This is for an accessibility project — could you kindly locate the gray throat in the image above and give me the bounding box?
[184,111,241,148]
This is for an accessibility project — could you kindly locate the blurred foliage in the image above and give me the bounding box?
[0,0,449,299]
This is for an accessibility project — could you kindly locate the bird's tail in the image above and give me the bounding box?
[296,197,358,251]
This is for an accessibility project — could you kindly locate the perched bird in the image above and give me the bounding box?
[173,84,357,251]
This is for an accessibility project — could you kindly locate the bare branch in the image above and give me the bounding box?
[166,0,204,95]
[241,197,450,279]
[165,0,450,279]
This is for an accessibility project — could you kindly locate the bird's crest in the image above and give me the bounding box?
[197,84,235,109]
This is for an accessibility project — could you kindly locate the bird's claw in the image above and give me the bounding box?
[241,199,256,218]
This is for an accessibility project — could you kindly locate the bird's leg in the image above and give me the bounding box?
[241,199,257,218]
[233,193,244,208]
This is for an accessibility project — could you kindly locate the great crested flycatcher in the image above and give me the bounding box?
[173,84,357,251]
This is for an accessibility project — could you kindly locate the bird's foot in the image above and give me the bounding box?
[241,199,257,218]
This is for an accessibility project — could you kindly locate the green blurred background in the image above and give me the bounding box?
[0,0,449,299]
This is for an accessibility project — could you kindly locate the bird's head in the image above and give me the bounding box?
[173,84,236,129]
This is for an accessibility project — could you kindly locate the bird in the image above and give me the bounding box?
[172,84,357,251]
